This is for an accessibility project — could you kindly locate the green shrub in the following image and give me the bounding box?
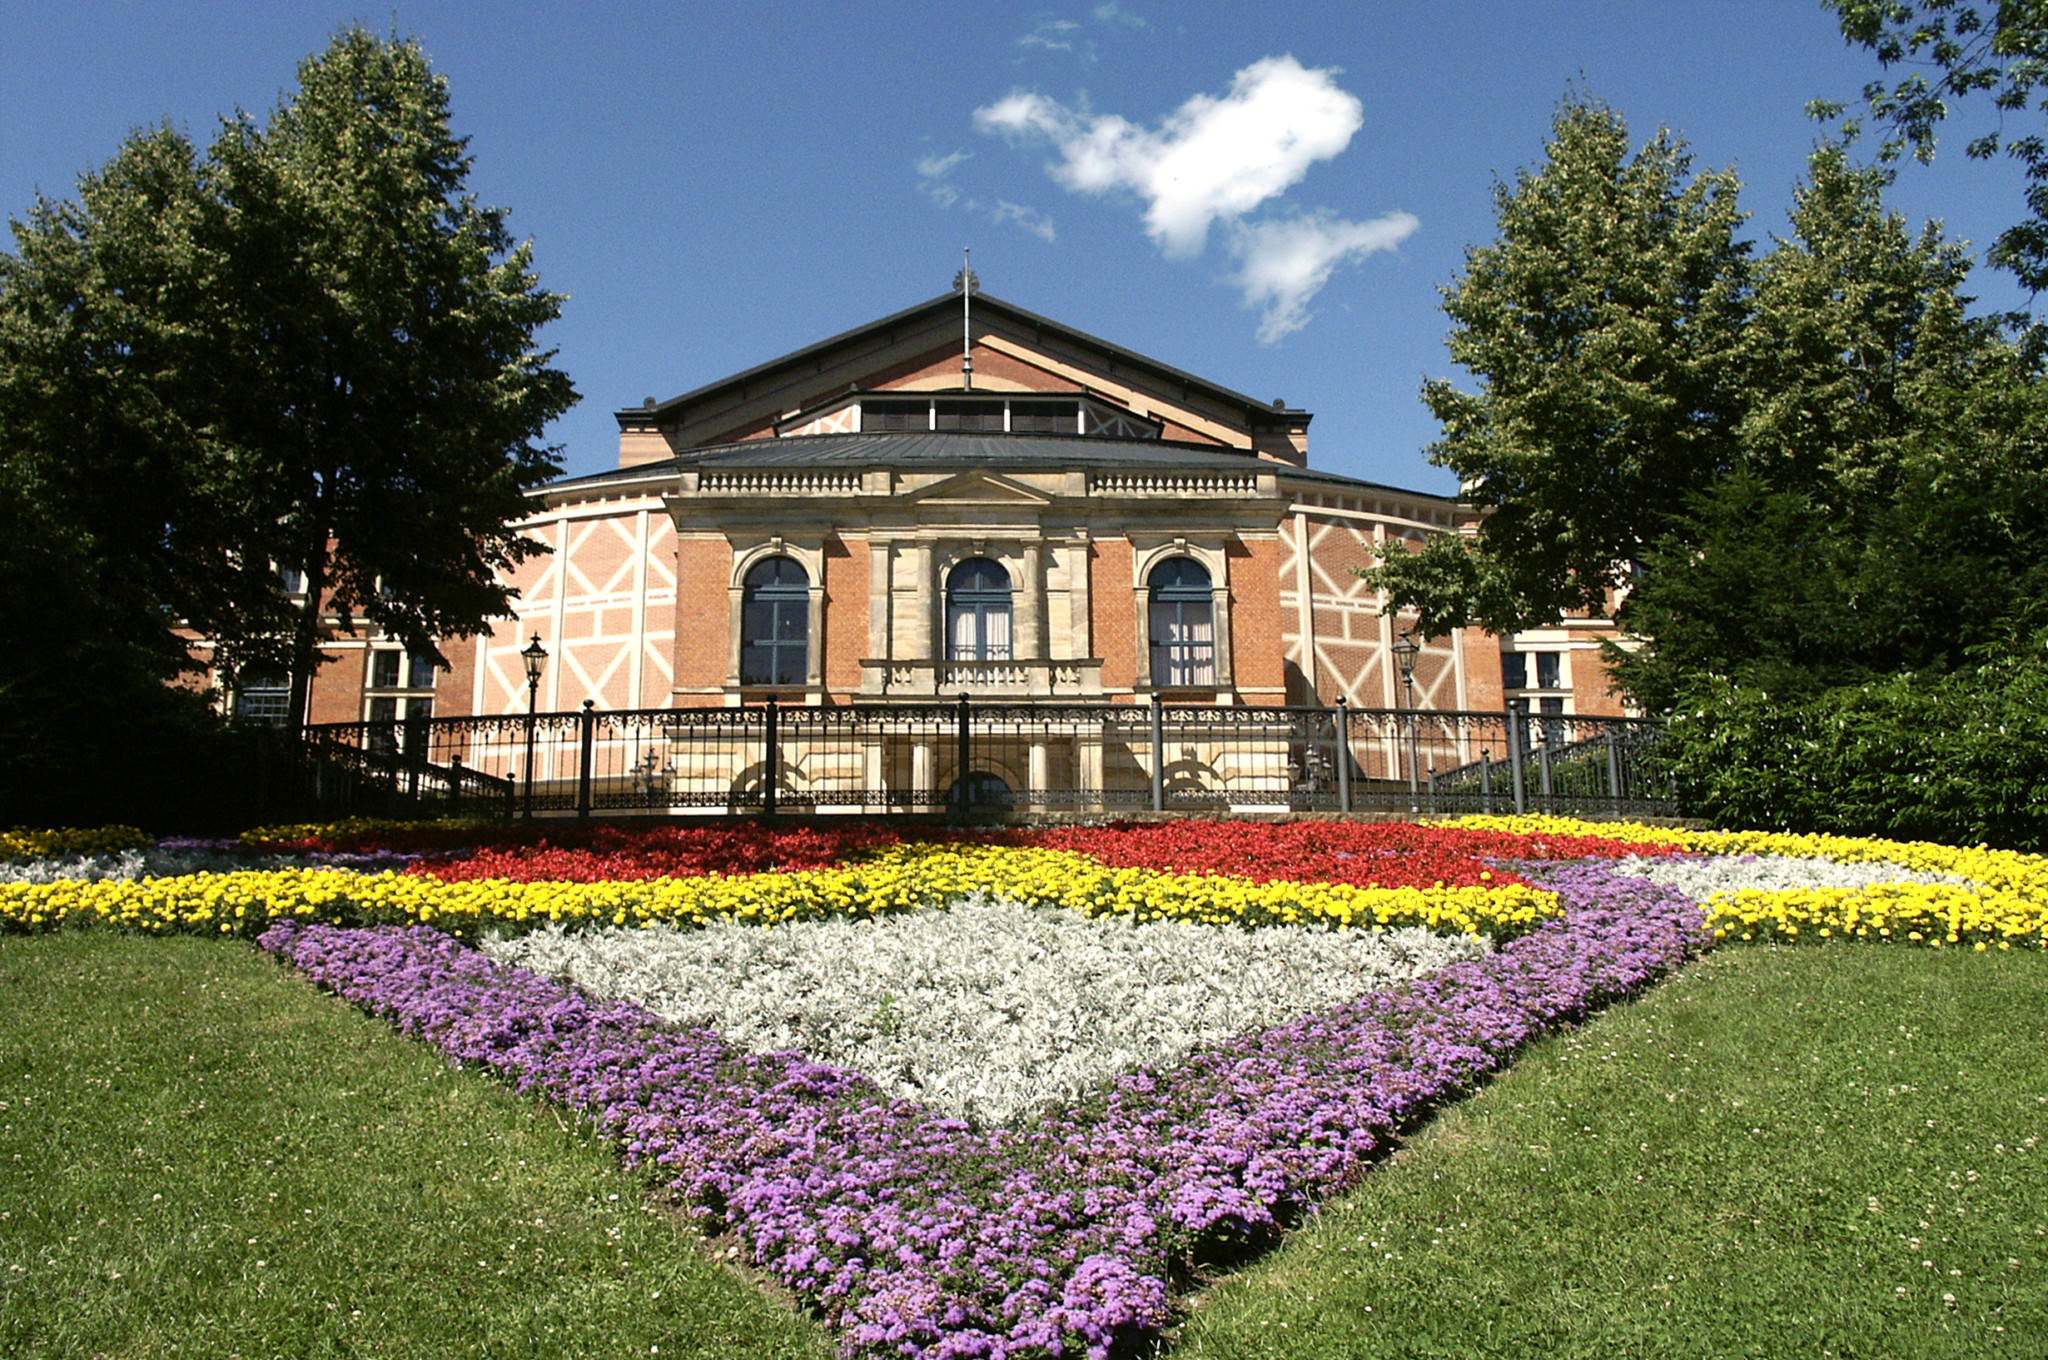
[1665,649,2048,850]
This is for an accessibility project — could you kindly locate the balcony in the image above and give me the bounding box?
[859,657,1104,698]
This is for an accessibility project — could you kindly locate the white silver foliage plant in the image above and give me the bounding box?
[485,894,1490,1128]
[0,849,268,883]
[1606,853,1970,901]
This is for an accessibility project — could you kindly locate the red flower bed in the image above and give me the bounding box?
[1011,820,1678,889]
[277,817,1679,889]
[407,823,907,883]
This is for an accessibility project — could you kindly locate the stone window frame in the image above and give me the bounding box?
[1130,539,1234,694]
[738,556,812,687]
[727,537,826,695]
[928,542,1045,664]
[1500,640,1571,715]
[943,556,1015,662]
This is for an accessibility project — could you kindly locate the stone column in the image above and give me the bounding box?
[1016,542,1043,661]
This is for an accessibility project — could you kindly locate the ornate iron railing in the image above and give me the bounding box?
[300,698,1678,822]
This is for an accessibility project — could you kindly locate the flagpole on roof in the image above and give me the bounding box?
[955,248,976,390]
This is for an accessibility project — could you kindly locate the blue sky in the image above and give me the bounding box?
[3,1,2033,494]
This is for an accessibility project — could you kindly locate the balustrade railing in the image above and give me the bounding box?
[299,698,1678,822]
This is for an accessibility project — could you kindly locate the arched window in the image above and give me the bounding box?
[740,557,809,686]
[945,558,1012,662]
[1148,557,1215,686]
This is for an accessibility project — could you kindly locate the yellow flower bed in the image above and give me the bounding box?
[13,815,2039,950]
[1446,815,2048,950]
[0,826,154,861]
[0,841,1557,940]
[237,815,485,847]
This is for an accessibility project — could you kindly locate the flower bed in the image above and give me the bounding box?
[1459,816,2048,951]
[0,840,1561,940]
[257,861,1705,1359]
[7,814,2047,1357]
[0,825,152,861]
[485,901,1491,1128]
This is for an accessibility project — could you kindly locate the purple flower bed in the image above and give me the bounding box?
[155,836,419,872]
[258,863,1707,1359]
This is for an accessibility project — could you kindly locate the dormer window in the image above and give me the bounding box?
[933,399,1005,431]
[1007,400,1080,434]
[839,395,1148,438]
[861,398,929,432]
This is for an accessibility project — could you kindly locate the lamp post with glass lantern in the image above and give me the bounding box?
[520,634,548,820]
[1391,630,1422,801]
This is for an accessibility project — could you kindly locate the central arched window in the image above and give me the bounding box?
[945,558,1012,662]
[740,556,809,686]
[1148,557,1215,686]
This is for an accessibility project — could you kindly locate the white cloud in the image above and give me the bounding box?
[1018,18,1080,52]
[916,150,967,207]
[1229,210,1419,343]
[916,150,970,179]
[993,200,1057,243]
[1093,1,1145,28]
[975,55,1362,257]
[914,148,1055,242]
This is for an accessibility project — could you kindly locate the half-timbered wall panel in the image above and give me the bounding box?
[1281,505,1464,713]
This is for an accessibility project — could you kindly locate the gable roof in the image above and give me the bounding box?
[613,292,1311,455]
[539,430,1457,512]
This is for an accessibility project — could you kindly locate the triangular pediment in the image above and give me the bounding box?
[902,470,1052,506]
[615,291,1311,465]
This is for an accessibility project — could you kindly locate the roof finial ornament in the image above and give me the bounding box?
[954,248,978,390]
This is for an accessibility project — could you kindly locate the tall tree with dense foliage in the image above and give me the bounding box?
[203,28,576,723]
[1360,95,1752,636]
[0,26,575,741]
[1826,0,2048,294]
[1610,146,2046,710]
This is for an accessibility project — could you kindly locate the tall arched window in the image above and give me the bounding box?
[740,556,809,686]
[945,558,1012,662]
[1148,557,1215,686]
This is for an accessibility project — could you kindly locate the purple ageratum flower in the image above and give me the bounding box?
[151,836,419,873]
[259,861,1706,1358]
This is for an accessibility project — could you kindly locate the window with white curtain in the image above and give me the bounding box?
[1147,557,1215,686]
[945,558,1012,662]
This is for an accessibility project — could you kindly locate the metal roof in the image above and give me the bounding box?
[541,430,1454,504]
[617,292,1310,430]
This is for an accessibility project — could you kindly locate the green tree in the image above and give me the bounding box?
[1826,0,2048,293]
[0,26,575,742]
[1612,145,2047,710]
[0,125,243,674]
[1361,95,1751,636]
[203,29,575,723]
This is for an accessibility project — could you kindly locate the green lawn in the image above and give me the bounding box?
[1172,943,2048,1359]
[4,933,2044,1359]
[0,932,832,1360]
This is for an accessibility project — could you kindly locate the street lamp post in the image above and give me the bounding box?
[1391,630,1422,801]
[521,633,548,821]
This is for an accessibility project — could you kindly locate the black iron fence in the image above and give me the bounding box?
[296,698,1678,822]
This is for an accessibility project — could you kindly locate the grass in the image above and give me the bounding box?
[5,932,2045,1359]
[1171,942,2048,1359]
[0,931,833,1360]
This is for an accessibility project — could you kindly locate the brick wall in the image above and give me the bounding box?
[1227,535,1287,703]
[1091,538,1135,693]
[672,536,731,692]
[823,534,868,695]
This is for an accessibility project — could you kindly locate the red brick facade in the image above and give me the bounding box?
[280,292,1632,729]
